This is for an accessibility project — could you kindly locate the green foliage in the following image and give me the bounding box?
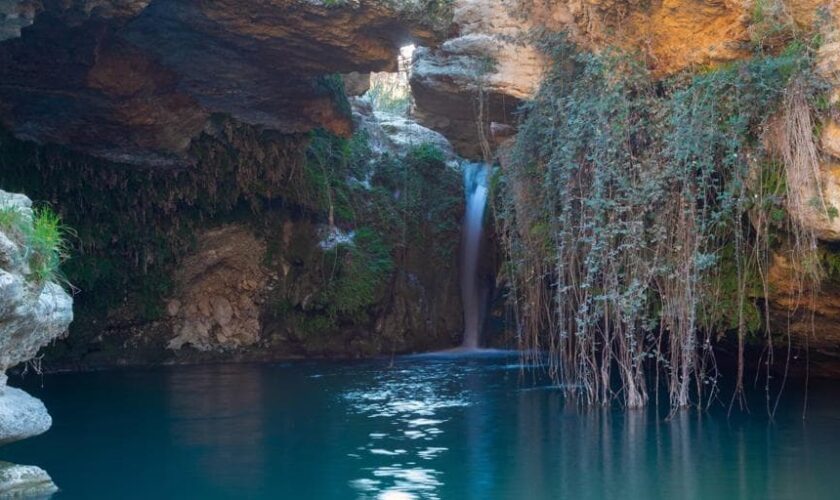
[0,205,70,285]
[406,143,445,164]
[394,0,454,34]
[819,246,840,279]
[750,0,795,49]
[326,227,394,316]
[0,118,308,321]
[27,207,69,284]
[0,206,24,234]
[367,77,411,115]
[313,74,352,121]
[498,32,822,408]
[703,244,763,334]
[302,134,460,317]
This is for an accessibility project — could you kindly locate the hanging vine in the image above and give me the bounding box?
[495,32,830,411]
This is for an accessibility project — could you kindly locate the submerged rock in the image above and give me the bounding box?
[0,462,58,499]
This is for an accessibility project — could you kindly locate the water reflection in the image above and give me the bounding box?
[166,365,267,496]
[5,357,840,499]
[344,362,470,499]
[341,357,840,500]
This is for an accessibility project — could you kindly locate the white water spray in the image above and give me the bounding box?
[461,162,489,349]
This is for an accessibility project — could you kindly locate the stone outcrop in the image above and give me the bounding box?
[0,189,71,498]
[409,0,840,159]
[352,97,457,162]
[410,0,761,158]
[0,190,73,377]
[410,0,549,158]
[166,225,268,352]
[0,386,51,446]
[33,95,466,366]
[0,0,443,165]
[765,250,840,376]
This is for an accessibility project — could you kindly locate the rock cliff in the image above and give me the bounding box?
[0,0,444,165]
[4,102,465,368]
[406,0,840,375]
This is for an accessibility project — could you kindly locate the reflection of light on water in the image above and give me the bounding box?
[371,449,408,456]
[344,362,471,499]
[379,490,418,500]
[351,465,442,500]
[406,419,444,426]
[418,447,447,460]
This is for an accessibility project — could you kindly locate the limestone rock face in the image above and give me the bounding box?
[772,5,840,242]
[765,250,840,375]
[0,189,70,497]
[352,98,457,161]
[166,225,267,352]
[0,190,73,375]
[0,0,442,165]
[409,0,758,158]
[411,0,549,158]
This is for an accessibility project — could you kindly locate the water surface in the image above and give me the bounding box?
[4,354,840,499]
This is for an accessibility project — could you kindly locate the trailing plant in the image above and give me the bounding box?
[496,32,827,411]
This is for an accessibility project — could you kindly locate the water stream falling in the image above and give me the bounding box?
[461,162,489,349]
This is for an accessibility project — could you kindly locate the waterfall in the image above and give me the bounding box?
[461,162,489,349]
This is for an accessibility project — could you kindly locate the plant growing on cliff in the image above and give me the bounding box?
[27,207,70,284]
[496,32,824,411]
[0,205,70,285]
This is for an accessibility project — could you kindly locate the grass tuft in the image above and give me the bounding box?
[0,204,70,285]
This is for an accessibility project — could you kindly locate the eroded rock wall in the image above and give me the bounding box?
[410,0,839,158]
[0,101,464,368]
[0,0,443,165]
[411,0,840,373]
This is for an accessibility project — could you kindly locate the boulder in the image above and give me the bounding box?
[0,461,58,499]
[0,386,51,446]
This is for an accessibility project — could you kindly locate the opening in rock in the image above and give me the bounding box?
[365,44,415,114]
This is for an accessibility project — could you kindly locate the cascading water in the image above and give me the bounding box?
[461,162,489,349]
